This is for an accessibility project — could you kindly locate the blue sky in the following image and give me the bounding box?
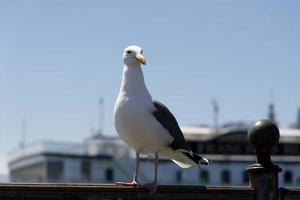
[0,1,299,174]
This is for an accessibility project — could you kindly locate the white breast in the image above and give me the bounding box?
[114,95,173,154]
[114,65,173,154]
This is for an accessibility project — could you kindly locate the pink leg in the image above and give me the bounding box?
[116,152,140,187]
[142,152,158,193]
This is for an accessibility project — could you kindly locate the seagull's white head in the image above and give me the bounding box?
[123,45,146,66]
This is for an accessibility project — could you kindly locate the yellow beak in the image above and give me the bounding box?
[135,54,146,65]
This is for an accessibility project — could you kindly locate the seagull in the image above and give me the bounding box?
[114,45,209,193]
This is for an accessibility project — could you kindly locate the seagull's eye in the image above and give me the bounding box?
[141,50,143,54]
[126,50,132,54]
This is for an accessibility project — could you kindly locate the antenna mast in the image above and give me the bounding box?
[20,117,26,148]
[98,97,104,135]
[211,98,219,131]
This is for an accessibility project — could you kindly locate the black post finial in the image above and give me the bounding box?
[247,119,282,200]
[247,119,280,167]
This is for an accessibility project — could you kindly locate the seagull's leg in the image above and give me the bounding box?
[116,152,140,187]
[132,152,140,185]
[142,152,158,193]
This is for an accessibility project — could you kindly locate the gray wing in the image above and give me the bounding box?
[153,100,210,166]
[152,100,191,151]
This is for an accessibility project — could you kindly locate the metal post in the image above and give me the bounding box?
[247,119,282,200]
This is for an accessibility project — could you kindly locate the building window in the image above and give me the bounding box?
[176,170,182,183]
[105,168,114,181]
[284,171,293,184]
[221,170,230,184]
[199,170,209,183]
[242,171,249,184]
[189,142,198,152]
[81,160,90,181]
[47,161,63,182]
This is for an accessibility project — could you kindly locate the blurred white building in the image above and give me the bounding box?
[8,136,131,183]
[8,125,300,186]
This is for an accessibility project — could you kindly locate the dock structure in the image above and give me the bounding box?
[0,183,299,200]
[2,120,300,200]
[0,184,254,200]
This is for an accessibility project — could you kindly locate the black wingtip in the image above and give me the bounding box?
[182,151,211,166]
[199,158,211,165]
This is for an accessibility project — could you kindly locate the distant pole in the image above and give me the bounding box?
[211,98,219,131]
[268,102,276,125]
[20,117,26,148]
[268,90,277,126]
[98,97,104,135]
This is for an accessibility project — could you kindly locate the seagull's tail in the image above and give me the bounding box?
[160,148,210,168]
[181,151,210,166]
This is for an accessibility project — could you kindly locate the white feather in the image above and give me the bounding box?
[114,63,174,155]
